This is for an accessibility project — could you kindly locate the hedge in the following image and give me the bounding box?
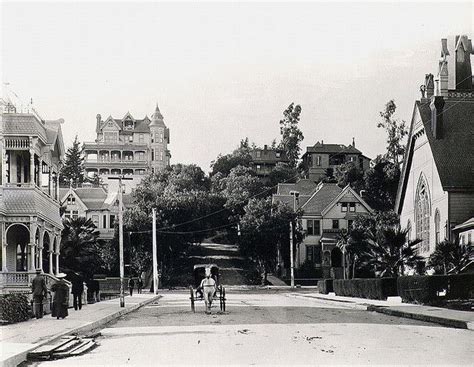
[317,279,333,294]
[333,278,398,300]
[0,293,31,323]
[397,274,474,304]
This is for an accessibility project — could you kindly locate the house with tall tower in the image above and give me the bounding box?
[83,104,171,192]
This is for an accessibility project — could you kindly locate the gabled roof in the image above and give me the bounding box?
[453,217,474,231]
[321,185,373,216]
[272,194,312,209]
[249,148,290,164]
[74,187,108,210]
[60,188,88,211]
[300,183,343,215]
[304,142,362,155]
[396,98,474,213]
[44,119,65,158]
[276,179,318,195]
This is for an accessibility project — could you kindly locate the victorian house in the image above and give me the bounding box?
[0,103,65,292]
[273,179,373,278]
[249,145,290,178]
[59,186,133,241]
[301,140,371,182]
[83,104,171,192]
[395,35,474,261]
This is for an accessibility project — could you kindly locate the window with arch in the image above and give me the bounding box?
[406,220,412,242]
[415,175,431,253]
[434,209,441,246]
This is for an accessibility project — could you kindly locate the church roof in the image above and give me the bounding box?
[395,98,474,213]
[418,100,474,190]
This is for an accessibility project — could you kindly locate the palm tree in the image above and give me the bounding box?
[61,217,101,276]
[428,241,472,274]
[360,226,423,278]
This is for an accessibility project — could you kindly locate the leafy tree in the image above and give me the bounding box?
[279,103,304,168]
[239,197,303,284]
[267,164,299,189]
[218,166,266,215]
[61,217,102,277]
[363,156,400,211]
[60,136,84,186]
[360,226,423,277]
[377,100,408,166]
[334,162,365,191]
[427,241,472,275]
[210,138,253,177]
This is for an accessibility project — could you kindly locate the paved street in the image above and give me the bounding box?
[33,290,474,365]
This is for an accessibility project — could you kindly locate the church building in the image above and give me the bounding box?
[395,35,474,260]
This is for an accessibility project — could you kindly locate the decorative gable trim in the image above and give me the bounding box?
[60,188,88,211]
[101,116,121,131]
[321,185,373,216]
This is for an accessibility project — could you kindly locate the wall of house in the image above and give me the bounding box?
[449,192,474,229]
[399,113,449,259]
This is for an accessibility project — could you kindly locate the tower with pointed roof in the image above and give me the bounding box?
[83,104,171,192]
[149,104,171,172]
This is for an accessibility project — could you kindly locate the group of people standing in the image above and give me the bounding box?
[31,269,100,320]
[128,277,144,296]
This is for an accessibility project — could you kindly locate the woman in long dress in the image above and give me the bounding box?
[51,273,69,319]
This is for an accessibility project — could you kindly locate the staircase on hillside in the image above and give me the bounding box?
[188,243,256,286]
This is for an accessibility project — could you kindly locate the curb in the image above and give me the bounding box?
[2,295,161,367]
[366,305,473,330]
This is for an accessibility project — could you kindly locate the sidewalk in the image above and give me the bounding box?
[292,292,474,330]
[0,292,160,367]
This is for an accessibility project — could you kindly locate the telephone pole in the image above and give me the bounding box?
[118,176,125,307]
[152,208,158,294]
[289,221,295,288]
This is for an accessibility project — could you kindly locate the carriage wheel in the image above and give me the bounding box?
[222,287,226,312]
[190,287,195,313]
[219,286,223,311]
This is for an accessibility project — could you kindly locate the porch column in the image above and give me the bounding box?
[0,137,6,185]
[38,159,43,186]
[56,171,60,200]
[38,229,44,271]
[29,145,35,186]
[49,249,54,275]
[29,223,37,271]
[1,222,7,272]
[55,251,60,275]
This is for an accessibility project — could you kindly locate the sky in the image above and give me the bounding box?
[1,1,473,172]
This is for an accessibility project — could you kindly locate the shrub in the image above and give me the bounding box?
[317,279,333,294]
[334,278,398,300]
[296,261,322,278]
[398,274,474,304]
[0,293,31,323]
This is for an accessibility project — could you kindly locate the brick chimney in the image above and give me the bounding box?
[454,35,473,90]
[430,96,445,139]
[96,114,102,133]
[425,74,434,99]
[435,39,449,97]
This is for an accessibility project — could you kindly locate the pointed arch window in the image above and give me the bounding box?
[415,175,431,253]
[434,209,441,245]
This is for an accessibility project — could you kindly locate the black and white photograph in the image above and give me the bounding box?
[1,0,473,365]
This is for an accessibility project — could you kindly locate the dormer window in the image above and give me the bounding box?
[276,152,281,158]
[124,120,134,130]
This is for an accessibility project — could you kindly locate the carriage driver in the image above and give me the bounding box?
[199,267,217,314]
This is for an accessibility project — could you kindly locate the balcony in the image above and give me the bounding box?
[84,159,148,168]
[83,142,149,150]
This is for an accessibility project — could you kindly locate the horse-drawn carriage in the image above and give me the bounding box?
[189,264,226,312]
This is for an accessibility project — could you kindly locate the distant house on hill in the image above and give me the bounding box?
[273,180,373,278]
[395,35,474,262]
[249,145,290,177]
[59,186,133,240]
[301,140,370,182]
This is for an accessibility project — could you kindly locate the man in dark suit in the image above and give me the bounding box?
[31,268,48,319]
[71,273,84,310]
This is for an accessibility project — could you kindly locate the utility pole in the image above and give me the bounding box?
[108,174,132,308]
[152,208,158,295]
[118,176,125,307]
[289,221,295,288]
[289,191,299,289]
